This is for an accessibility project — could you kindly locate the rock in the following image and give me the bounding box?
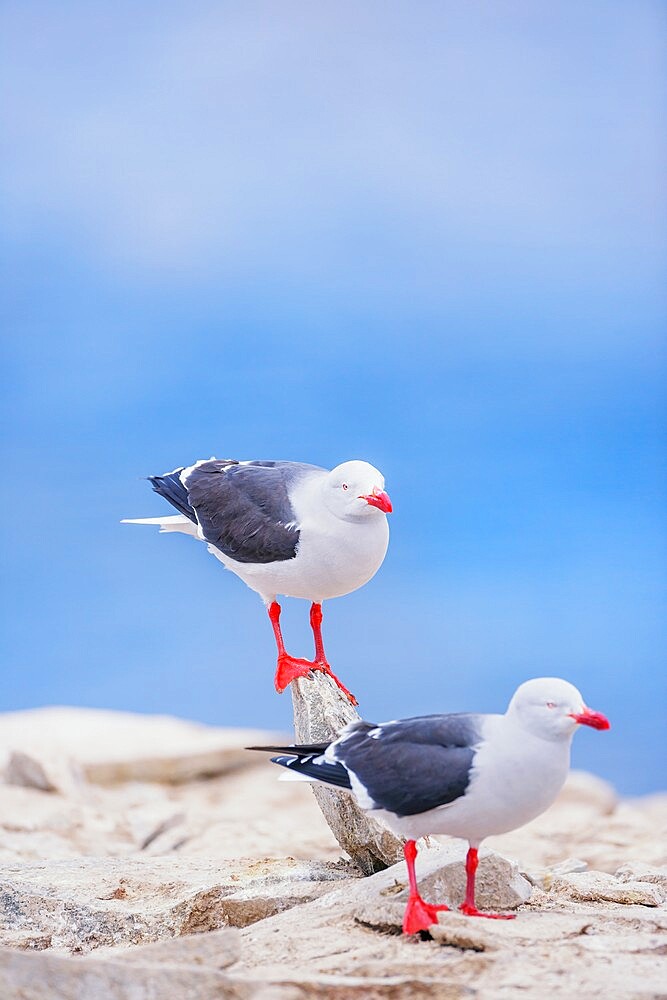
[237,874,485,993]
[0,946,245,1000]
[0,707,284,786]
[523,857,588,889]
[95,926,241,967]
[352,900,503,952]
[3,752,58,793]
[429,908,595,952]
[1,749,85,800]
[551,871,665,906]
[427,912,497,952]
[419,847,532,913]
[553,770,618,815]
[352,842,531,929]
[2,699,666,999]
[290,671,404,875]
[0,930,52,952]
[236,877,667,996]
[0,856,358,953]
[130,808,188,851]
[0,759,341,866]
[551,857,588,875]
[120,938,415,1000]
[239,975,475,998]
[0,838,526,957]
[615,862,667,888]
[0,785,103,862]
[0,939,477,1000]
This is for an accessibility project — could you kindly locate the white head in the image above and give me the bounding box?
[506,677,610,742]
[323,461,392,520]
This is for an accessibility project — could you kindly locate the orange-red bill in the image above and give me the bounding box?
[568,707,610,730]
[360,489,393,514]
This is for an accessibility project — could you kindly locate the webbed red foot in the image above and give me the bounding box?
[274,654,317,693]
[402,895,450,934]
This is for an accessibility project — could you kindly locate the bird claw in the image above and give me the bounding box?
[459,903,516,920]
[274,655,358,706]
[274,654,317,693]
[402,895,450,934]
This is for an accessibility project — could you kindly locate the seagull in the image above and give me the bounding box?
[122,457,392,704]
[249,677,610,933]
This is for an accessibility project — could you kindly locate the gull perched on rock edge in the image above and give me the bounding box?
[249,677,610,934]
[122,457,392,705]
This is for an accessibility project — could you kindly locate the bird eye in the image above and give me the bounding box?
[546,701,557,709]
[342,483,348,491]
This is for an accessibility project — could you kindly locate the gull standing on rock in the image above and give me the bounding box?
[123,457,392,705]
[250,677,610,933]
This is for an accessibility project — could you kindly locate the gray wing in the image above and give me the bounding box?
[182,460,324,564]
[334,714,482,818]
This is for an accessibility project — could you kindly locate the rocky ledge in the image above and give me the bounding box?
[0,707,665,998]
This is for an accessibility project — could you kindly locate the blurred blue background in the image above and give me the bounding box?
[1,2,665,793]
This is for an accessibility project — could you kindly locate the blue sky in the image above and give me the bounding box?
[1,2,665,793]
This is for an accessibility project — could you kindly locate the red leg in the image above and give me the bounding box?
[310,602,326,662]
[402,839,450,934]
[459,846,516,920]
[268,601,358,704]
[268,601,286,657]
[269,602,317,693]
[308,602,358,706]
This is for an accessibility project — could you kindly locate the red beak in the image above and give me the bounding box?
[568,707,610,731]
[360,489,393,514]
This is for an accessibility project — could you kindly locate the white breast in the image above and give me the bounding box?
[371,716,572,844]
[207,474,390,603]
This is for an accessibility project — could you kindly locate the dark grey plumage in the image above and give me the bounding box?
[149,469,196,521]
[335,716,480,816]
[252,713,482,819]
[150,459,323,564]
[273,752,353,790]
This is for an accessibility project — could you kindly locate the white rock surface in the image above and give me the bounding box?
[0,707,283,786]
[615,861,667,888]
[234,883,667,998]
[551,870,665,907]
[0,706,665,999]
[3,752,59,793]
[351,841,531,921]
[522,856,588,889]
[0,856,358,953]
[95,926,241,967]
[0,944,246,1000]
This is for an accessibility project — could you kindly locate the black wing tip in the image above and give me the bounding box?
[271,754,300,766]
[245,743,331,755]
[147,470,198,523]
[246,745,294,752]
[246,745,352,791]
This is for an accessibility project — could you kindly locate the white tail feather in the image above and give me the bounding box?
[121,515,197,536]
[278,771,316,783]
